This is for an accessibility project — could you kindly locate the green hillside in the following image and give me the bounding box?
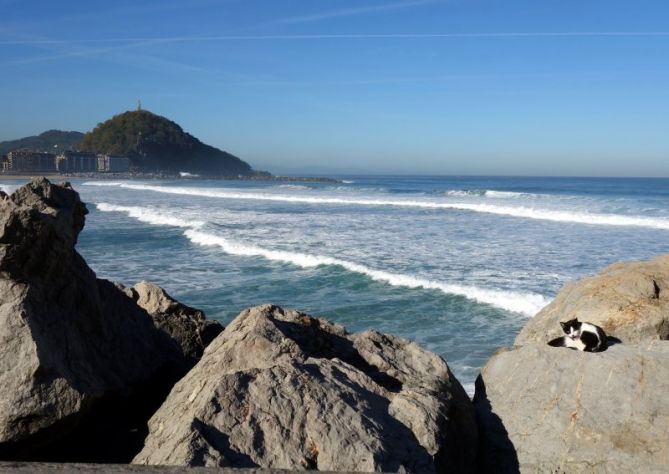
[79,110,254,176]
[0,130,84,155]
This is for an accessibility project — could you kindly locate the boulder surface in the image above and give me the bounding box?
[134,304,477,473]
[516,254,669,345]
[0,178,203,462]
[474,341,669,473]
[127,281,223,364]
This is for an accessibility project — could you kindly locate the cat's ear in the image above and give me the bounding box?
[560,321,568,333]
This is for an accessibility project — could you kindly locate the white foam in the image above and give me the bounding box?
[0,184,19,194]
[95,203,205,228]
[342,180,354,184]
[446,189,531,198]
[324,185,387,192]
[445,189,486,197]
[484,190,527,198]
[462,382,476,398]
[82,181,125,186]
[184,229,549,316]
[274,184,310,190]
[85,182,669,230]
[92,199,550,315]
[179,172,200,178]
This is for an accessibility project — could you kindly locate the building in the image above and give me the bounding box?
[6,150,57,172]
[97,154,130,173]
[56,151,98,173]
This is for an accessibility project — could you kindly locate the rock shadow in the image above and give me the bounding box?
[191,418,258,468]
[272,316,403,393]
[1,280,188,464]
[473,376,519,474]
[301,362,435,472]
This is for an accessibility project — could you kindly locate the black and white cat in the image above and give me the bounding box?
[548,318,610,352]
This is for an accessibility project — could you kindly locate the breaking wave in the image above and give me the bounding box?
[184,229,549,316]
[0,184,19,194]
[95,203,205,228]
[85,182,669,230]
[94,199,549,315]
[83,181,124,187]
[273,184,310,190]
[445,189,532,198]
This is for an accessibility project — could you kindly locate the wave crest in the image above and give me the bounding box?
[184,229,549,316]
[85,182,669,230]
[0,184,19,194]
[95,203,204,228]
[445,189,530,198]
[93,200,549,315]
[274,184,310,190]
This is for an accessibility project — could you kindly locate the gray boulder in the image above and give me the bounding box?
[474,341,669,473]
[516,254,669,345]
[126,281,223,364]
[0,178,181,461]
[134,304,477,473]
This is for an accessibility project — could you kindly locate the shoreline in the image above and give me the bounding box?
[0,172,340,183]
[0,177,667,472]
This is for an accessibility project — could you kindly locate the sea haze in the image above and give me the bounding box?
[15,175,667,395]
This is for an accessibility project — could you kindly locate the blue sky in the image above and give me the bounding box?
[1,0,668,176]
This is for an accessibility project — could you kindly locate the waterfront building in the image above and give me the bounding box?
[97,154,130,172]
[6,150,57,172]
[56,151,97,172]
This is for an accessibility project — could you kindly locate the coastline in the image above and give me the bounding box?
[0,177,667,473]
[0,172,340,183]
[78,174,669,393]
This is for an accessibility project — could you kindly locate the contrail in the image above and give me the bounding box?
[1,31,668,45]
[265,0,439,26]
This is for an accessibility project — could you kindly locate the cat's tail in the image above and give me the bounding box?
[547,337,566,347]
[606,336,623,346]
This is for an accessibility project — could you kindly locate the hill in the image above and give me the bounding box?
[79,110,254,176]
[0,130,84,155]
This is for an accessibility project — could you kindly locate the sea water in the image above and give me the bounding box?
[6,176,669,394]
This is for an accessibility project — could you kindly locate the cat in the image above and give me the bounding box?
[547,318,611,352]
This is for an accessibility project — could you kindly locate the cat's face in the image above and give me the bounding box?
[560,319,582,338]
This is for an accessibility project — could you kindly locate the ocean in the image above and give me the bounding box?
[6,175,669,394]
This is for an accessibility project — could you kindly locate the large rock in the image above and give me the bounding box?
[0,178,184,461]
[474,341,669,473]
[127,281,223,364]
[134,304,477,473]
[516,254,669,345]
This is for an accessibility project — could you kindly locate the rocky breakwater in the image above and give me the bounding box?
[123,281,223,369]
[474,255,669,473]
[0,178,221,462]
[0,177,476,472]
[134,304,478,472]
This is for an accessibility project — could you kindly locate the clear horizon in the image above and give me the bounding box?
[1,0,668,176]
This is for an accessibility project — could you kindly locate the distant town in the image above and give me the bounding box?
[0,110,338,182]
[2,150,130,174]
